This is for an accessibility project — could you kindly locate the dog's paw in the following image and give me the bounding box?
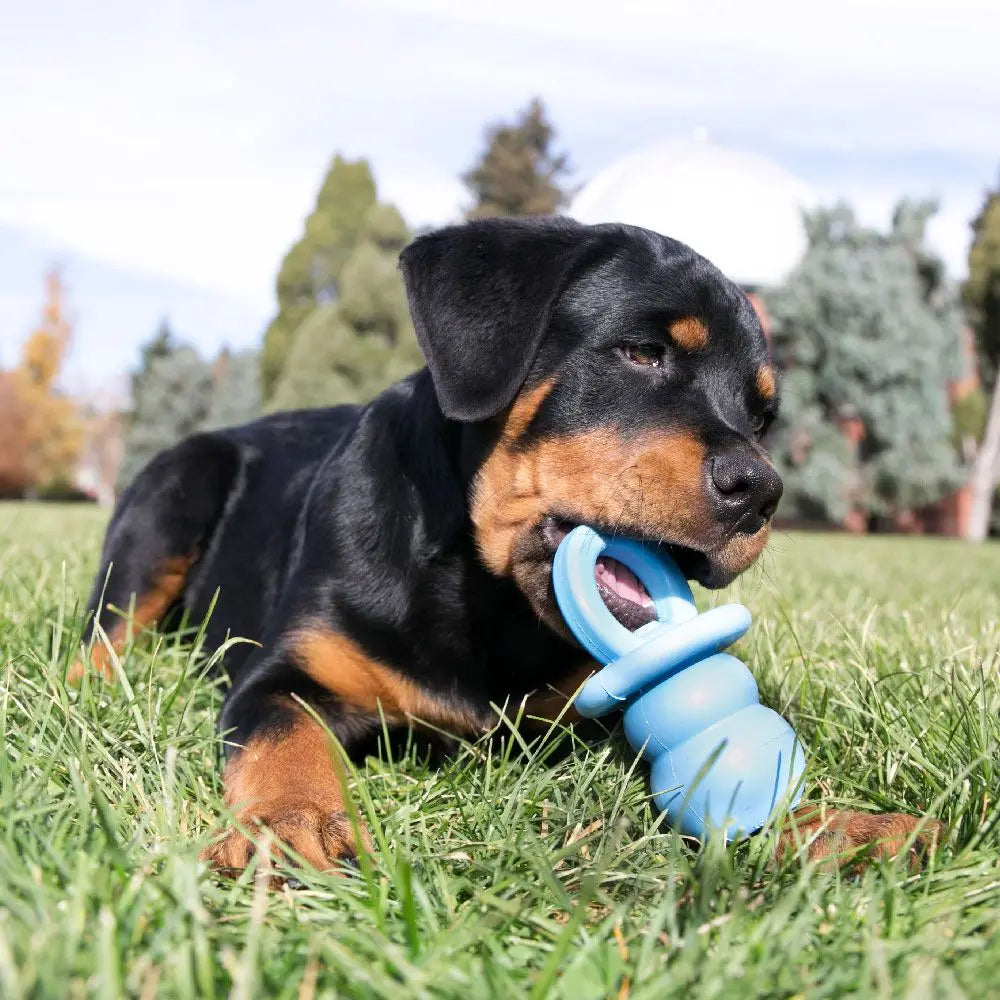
[66,650,117,686]
[777,807,945,872]
[200,799,369,882]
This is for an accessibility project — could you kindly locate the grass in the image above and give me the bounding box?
[1,502,999,999]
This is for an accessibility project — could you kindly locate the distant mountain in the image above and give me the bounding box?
[0,226,269,393]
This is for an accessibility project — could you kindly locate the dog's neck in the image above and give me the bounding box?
[318,368,580,706]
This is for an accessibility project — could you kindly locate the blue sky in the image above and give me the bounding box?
[1,0,997,395]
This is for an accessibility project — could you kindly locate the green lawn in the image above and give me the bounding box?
[1,502,999,999]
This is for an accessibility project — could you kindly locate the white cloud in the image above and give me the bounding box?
[0,0,995,378]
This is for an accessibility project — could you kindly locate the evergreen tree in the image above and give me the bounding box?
[135,319,175,388]
[117,330,264,491]
[203,348,262,431]
[261,157,378,395]
[765,201,966,525]
[962,179,1000,539]
[268,196,423,411]
[964,183,1000,387]
[117,327,213,489]
[463,98,569,219]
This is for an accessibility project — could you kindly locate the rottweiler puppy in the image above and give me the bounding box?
[75,217,941,873]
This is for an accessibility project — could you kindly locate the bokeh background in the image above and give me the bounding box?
[1,0,998,540]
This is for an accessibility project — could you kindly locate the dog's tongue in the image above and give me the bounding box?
[595,556,653,608]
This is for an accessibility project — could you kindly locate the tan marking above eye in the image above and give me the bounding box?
[756,365,776,401]
[668,317,708,350]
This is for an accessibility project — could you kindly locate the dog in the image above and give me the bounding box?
[75,216,941,873]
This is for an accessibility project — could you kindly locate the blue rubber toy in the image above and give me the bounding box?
[552,525,806,841]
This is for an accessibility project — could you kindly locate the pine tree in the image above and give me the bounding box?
[962,180,1000,539]
[463,98,569,219]
[267,196,423,411]
[964,183,1000,388]
[117,317,266,492]
[261,157,378,396]
[765,201,966,526]
[203,348,262,431]
[134,320,175,392]
[117,327,214,489]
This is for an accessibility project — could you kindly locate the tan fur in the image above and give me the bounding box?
[503,379,555,438]
[669,317,708,350]
[472,373,775,585]
[473,426,711,576]
[68,553,197,684]
[757,365,777,401]
[777,806,945,873]
[292,627,491,736]
[473,420,773,585]
[200,704,367,877]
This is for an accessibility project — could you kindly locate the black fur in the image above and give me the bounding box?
[83,217,780,780]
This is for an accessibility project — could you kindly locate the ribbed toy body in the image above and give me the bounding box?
[552,525,805,840]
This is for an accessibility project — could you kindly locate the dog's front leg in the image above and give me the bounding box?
[200,690,368,880]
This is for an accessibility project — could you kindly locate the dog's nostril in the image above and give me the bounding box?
[711,455,753,496]
[710,452,783,525]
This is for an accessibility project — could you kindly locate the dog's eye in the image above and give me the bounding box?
[620,343,666,368]
[751,413,774,439]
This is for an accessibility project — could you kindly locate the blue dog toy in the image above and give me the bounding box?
[552,525,805,840]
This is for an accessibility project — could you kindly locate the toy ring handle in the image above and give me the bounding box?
[552,525,699,663]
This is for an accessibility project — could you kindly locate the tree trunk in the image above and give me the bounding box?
[966,377,1000,541]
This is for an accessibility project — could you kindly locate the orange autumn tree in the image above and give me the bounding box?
[0,372,31,495]
[0,271,83,496]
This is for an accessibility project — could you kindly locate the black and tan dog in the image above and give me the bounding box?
[75,217,940,873]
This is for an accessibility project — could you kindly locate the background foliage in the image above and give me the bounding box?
[0,272,82,499]
[262,158,422,413]
[963,181,1000,390]
[4,100,999,534]
[462,98,570,220]
[765,201,968,525]
[117,323,260,490]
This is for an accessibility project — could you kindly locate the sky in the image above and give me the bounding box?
[0,0,997,394]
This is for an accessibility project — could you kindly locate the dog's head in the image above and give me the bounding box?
[400,217,781,634]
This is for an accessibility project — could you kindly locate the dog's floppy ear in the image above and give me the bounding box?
[399,217,601,422]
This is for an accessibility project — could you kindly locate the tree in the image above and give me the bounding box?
[268,196,423,412]
[765,201,966,526]
[133,320,176,393]
[0,372,31,497]
[268,303,423,411]
[118,325,264,490]
[462,98,570,219]
[964,184,1000,386]
[962,181,1000,539]
[203,348,262,431]
[261,156,378,396]
[117,342,214,489]
[0,271,83,496]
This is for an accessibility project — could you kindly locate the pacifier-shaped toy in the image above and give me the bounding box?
[552,525,805,840]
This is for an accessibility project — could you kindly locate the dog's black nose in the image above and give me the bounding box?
[708,450,783,532]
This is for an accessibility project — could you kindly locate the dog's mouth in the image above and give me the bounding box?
[538,517,714,632]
